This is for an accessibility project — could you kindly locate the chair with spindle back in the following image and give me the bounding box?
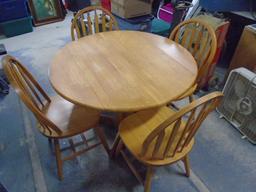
[2,55,110,180]
[169,18,217,102]
[71,6,119,41]
[116,92,223,192]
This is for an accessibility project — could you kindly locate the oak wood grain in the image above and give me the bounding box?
[50,31,198,112]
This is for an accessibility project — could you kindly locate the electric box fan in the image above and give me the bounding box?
[217,68,256,144]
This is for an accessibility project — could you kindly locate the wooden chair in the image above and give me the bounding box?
[169,18,217,101]
[71,6,119,41]
[2,55,110,180]
[116,92,223,192]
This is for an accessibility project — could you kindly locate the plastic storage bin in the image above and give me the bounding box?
[158,3,174,23]
[151,18,170,36]
[65,0,91,12]
[0,17,33,37]
[200,0,255,11]
[0,0,29,23]
[119,15,154,32]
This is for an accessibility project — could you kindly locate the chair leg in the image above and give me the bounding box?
[115,140,124,157]
[183,155,190,177]
[54,139,63,180]
[95,126,110,156]
[144,167,154,192]
[48,138,54,154]
[48,138,52,144]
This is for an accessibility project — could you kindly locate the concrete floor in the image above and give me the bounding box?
[0,13,255,192]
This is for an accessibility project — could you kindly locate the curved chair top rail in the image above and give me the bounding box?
[71,6,119,41]
[141,91,223,160]
[2,55,62,135]
[170,18,217,87]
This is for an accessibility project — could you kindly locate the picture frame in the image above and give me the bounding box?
[28,0,64,26]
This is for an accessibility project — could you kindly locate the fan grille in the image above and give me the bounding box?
[217,68,256,144]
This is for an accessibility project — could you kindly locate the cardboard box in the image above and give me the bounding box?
[111,0,152,19]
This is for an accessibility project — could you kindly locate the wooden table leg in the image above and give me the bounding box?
[110,133,121,158]
[99,114,116,127]
[99,112,125,127]
[115,139,124,157]
[100,112,131,158]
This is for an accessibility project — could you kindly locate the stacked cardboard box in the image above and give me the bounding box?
[0,0,33,37]
[111,0,152,19]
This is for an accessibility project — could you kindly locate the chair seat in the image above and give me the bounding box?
[39,96,100,138]
[119,106,194,166]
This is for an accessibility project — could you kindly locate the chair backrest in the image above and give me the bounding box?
[169,19,217,87]
[140,91,223,160]
[71,6,119,41]
[2,55,62,135]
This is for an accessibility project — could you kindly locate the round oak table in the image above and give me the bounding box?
[50,31,198,113]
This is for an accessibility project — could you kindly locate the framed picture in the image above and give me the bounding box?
[28,0,64,26]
